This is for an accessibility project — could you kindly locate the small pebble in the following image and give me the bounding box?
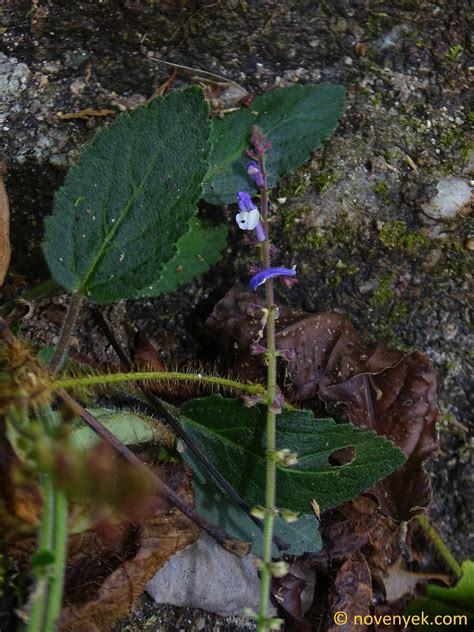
[465,238,474,251]
[194,617,206,631]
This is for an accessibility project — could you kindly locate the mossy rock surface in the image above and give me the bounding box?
[1,0,472,629]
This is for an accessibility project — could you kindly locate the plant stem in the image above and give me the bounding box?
[50,370,266,397]
[26,409,68,632]
[417,515,463,579]
[58,390,251,558]
[91,308,289,552]
[49,291,82,372]
[256,156,278,631]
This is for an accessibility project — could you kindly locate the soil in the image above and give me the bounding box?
[1,0,472,630]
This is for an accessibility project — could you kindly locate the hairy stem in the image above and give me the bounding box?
[49,291,82,372]
[50,370,266,397]
[26,408,68,632]
[58,390,251,557]
[417,515,462,579]
[256,156,278,631]
[91,309,289,552]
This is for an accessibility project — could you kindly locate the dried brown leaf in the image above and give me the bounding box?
[60,463,199,631]
[0,160,11,285]
[206,286,438,521]
[382,558,449,603]
[326,551,372,632]
[272,560,316,632]
[58,108,116,120]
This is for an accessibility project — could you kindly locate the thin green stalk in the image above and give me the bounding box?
[49,291,82,372]
[26,473,53,631]
[417,515,462,579]
[256,156,278,632]
[50,371,266,397]
[26,409,69,632]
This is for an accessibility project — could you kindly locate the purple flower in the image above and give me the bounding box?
[236,191,266,241]
[236,208,260,230]
[250,342,267,355]
[247,161,265,188]
[237,191,257,213]
[254,222,266,242]
[269,392,285,414]
[250,266,297,290]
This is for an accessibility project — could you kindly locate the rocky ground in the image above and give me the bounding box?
[1,0,472,630]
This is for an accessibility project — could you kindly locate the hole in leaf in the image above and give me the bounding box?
[329,446,355,467]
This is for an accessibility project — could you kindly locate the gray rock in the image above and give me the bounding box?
[146,534,264,617]
[421,177,472,220]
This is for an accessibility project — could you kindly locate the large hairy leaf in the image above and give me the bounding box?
[188,451,321,556]
[179,395,405,515]
[206,286,439,522]
[43,88,211,303]
[203,83,346,204]
[138,218,227,297]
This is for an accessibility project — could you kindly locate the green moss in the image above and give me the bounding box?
[280,206,324,251]
[371,180,391,204]
[378,220,430,252]
[441,237,470,280]
[279,171,309,198]
[368,287,412,351]
[390,301,408,323]
[370,93,382,106]
[331,211,359,244]
[438,412,468,439]
[445,44,463,62]
[312,170,341,194]
[328,272,342,287]
[370,273,394,306]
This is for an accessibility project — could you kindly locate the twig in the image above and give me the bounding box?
[149,57,248,95]
[58,390,251,558]
[92,309,290,552]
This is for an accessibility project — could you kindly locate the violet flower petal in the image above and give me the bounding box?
[237,191,256,213]
[250,266,297,290]
[255,221,266,242]
[246,161,265,188]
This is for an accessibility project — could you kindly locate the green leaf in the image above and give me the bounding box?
[31,550,55,569]
[203,83,346,204]
[406,560,474,626]
[179,395,406,514]
[69,407,160,450]
[43,88,211,303]
[189,452,321,555]
[138,217,227,297]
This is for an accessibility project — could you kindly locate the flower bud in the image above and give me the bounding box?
[250,505,266,520]
[274,448,298,466]
[280,508,300,523]
[246,161,265,188]
[270,560,289,577]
